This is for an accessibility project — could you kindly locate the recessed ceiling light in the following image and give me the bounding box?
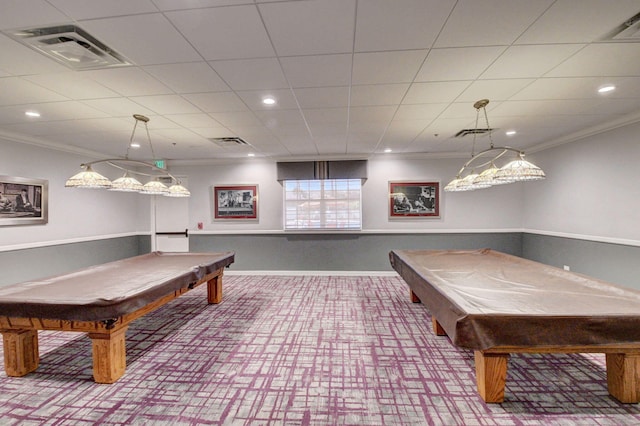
[598,85,616,93]
[247,153,255,157]
[505,130,516,136]
[25,111,40,117]
[262,96,276,105]
[130,142,140,149]
[384,148,392,153]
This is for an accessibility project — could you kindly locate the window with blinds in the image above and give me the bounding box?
[284,179,362,230]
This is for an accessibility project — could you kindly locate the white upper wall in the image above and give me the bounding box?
[5,117,638,250]
[171,155,525,233]
[0,138,148,249]
[523,121,640,245]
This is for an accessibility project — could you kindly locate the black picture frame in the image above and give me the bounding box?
[389,181,440,218]
[213,185,258,220]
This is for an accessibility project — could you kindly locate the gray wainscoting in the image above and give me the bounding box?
[4,232,637,291]
[0,235,149,287]
[522,233,640,290]
[190,232,523,271]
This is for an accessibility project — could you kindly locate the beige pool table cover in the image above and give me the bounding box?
[0,251,235,322]
[389,249,640,350]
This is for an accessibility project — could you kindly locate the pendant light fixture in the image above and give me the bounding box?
[444,99,545,192]
[65,114,190,197]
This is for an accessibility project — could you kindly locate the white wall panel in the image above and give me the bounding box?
[0,138,148,248]
[523,121,640,244]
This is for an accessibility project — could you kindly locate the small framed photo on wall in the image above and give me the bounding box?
[0,175,48,226]
[389,181,440,218]
[213,185,258,220]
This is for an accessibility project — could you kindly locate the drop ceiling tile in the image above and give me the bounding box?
[294,87,349,109]
[348,121,388,134]
[166,5,275,60]
[144,63,229,93]
[2,120,101,137]
[153,127,204,143]
[190,127,237,139]
[591,98,640,116]
[434,0,553,48]
[382,119,432,141]
[491,99,601,116]
[438,101,491,120]
[255,109,306,127]
[0,77,69,106]
[355,0,455,51]
[308,124,346,138]
[420,117,476,138]
[0,105,40,125]
[165,113,224,128]
[49,0,158,20]
[0,0,69,29]
[47,130,130,155]
[352,51,428,85]
[269,123,311,138]
[394,104,448,121]
[209,111,262,127]
[350,84,409,106]
[280,54,352,88]
[403,81,471,104]
[183,92,248,113]
[303,108,348,125]
[0,35,69,75]
[349,106,396,124]
[81,68,172,96]
[516,0,640,44]
[129,94,202,114]
[81,98,157,117]
[153,0,254,10]
[24,72,120,99]
[210,58,288,90]
[259,0,355,56]
[416,47,505,82]
[236,89,298,111]
[546,43,640,78]
[79,13,201,65]
[456,79,534,103]
[15,100,110,121]
[481,44,585,79]
[508,78,607,101]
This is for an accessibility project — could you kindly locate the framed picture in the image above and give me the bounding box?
[213,185,258,220]
[389,181,439,218]
[0,175,48,226]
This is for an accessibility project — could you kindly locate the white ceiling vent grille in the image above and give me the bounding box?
[208,137,249,147]
[3,25,131,70]
[602,11,640,41]
[454,128,494,138]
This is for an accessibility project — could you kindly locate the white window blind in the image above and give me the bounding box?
[284,179,362,230]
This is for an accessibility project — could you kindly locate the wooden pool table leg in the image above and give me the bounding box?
[207,273,222,304]
[432,318,447,336]
[606,353,640,403]
[474,351,509,403]
[1,329,39,377]
[88,326,128,384]
[410,289,421,303]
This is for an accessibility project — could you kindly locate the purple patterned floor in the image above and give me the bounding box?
[1,275,640,425]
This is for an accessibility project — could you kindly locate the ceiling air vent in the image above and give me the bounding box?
[454,128,494,138]
[209,137,249,147]
[602,11,640,41]
[3,25,130,70]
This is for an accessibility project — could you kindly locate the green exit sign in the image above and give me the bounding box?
[154,159,166,169]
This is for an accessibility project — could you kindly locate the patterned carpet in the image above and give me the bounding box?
[1,275,640,425]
